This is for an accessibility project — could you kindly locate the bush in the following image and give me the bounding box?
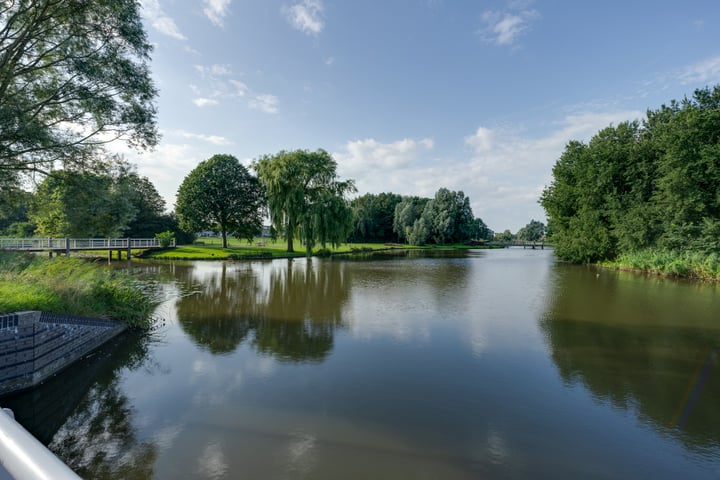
[155,230,175,248]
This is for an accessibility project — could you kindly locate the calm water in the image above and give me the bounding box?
[4,248,720,479]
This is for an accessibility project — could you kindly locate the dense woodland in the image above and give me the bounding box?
[541,86,720,263]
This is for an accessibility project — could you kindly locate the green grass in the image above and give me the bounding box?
[143,237,403,260]
[601,249,720,280]
[0,251,159,328]
[142,237,500,260]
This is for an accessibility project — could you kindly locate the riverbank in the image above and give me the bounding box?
[600,249,720,281]
[139,239,502,261]
[0,251,158,328]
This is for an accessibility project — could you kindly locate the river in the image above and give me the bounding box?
[3,248,719,479]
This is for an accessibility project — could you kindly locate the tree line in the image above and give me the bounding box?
[0,159,194,244]
[1,148,508,254]
[541,85,720,263]
[175,150,497,253]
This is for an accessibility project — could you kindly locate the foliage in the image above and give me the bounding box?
[153,212,195,245]
[406,188,477,246]
[29,170,135,237]
[118,166,168,238]
[541,86,720,263]
[472,217,494,241]
[176,154,265,248]
[0,0,158,178]
[254,149,356,256]
[349,192,402,242]
[603,249,720,280]
[0,251,158,328]
[516,219,545,242]
[0,182,32,234]
[393,196,429,243]
[155,231,174,248]
[495,229,514,242]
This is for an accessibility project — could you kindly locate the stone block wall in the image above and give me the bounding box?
[0,312,126,395]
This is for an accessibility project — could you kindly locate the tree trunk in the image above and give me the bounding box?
[222,230,228,248]
[286,220,295,252]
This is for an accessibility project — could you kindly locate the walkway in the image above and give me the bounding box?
[0,237,171,258]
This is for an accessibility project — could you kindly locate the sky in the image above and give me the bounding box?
[117,0,720,233]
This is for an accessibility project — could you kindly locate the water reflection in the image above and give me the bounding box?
[174,260,349,362]
[541,264,720,449]
[1,332,159,479]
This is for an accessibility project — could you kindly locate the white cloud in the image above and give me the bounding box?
[203,0,232,27]
[338,137,434,171]
[193,98,219,107]
[113,142,200,210]
[191,64,276,112]
[174,130,232,145]
[284,0,324,35]
[141,0,187,40]
[334,110,644,232]
[195,64,233,77]
[249,94,279,114]
[229,80,248,96]
[678,56,720,85]
[197,443,228,479]
[464,127,495,153]
[479,8,539,46]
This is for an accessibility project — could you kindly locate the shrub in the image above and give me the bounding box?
[155,230,175,248]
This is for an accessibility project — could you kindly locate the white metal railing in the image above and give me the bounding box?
[0,238,173,250]
[0,238,64,250]
[0,408,81,479]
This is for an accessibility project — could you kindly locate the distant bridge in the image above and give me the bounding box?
[0,237,172,259]
[507,239,551,249]
[488,240,552,250]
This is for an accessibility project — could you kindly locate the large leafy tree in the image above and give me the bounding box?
[254,149,355,255]
[408,188,476,246]
[0,0,158,177]
[176,154,265,248]
[29,170,135,237]
[349,192,402,242]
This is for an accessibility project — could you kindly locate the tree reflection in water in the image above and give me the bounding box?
[50,382,157,479]
[1,331,159,479]
[175,259,349,362]
[540,265,720,450]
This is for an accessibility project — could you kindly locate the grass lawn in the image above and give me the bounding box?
[141,237,415,260]
[140,237,497,261]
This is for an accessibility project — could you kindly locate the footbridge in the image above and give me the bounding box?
[0,237,172,259]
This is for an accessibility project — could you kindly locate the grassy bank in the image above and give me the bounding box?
[601,249,720,280]
[142,238,412,260]
[0,251,158,328]
[140,237,499,261]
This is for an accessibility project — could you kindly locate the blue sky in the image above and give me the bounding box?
[122,0,720,233]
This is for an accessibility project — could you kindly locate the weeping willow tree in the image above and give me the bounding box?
[253,149,355,256]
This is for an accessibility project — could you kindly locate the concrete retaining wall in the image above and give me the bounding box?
[0,312,126,395]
